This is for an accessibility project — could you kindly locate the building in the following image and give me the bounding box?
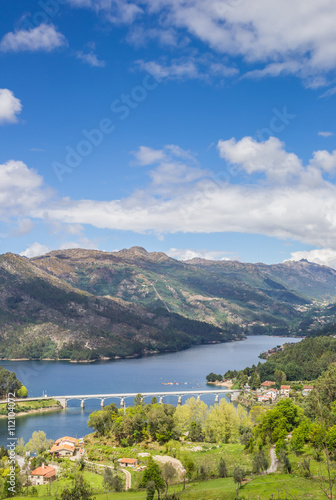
[118,458,138,468]
[261,381,276,389]
[302,385,314,396]
[280,385,291,396]
[257,389,278,403]
[50,436,79,457]
[30,464,56,485]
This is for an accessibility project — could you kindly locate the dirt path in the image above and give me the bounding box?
[267,446,279,473]
[120,468,131,490]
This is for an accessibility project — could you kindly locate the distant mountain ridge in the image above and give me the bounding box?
[1,247,335,361]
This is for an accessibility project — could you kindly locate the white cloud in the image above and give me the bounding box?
[12,218,35,237]
[289,249,336,270]
[0,161,50,218]
[0,89,22,124]
[136,55,238,82]
[76,50,106,67]
[166,248,235,261]
[217,136,304,184]
[318,131,334,137]
[20,242,51,258]
[9,137,336,254]
[132,146,166,165]
[0,24,67,53]
[67,0,142,24]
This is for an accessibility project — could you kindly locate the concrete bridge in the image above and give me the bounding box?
[2,389,241,409]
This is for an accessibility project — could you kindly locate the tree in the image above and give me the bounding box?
[103,468,114,491]
[25,431,52,455]
[218,457,227,478]
[278,449,292,474]
[162,463,176,496]
[184,458,195,481]
[134,393,144,406]
[56,473,95,500]
[173,398,208,437]
[17,385,28,398]
[233,466,245,488]
[252,450,268,474]
[146,480,156,500]
[151,397,158,404]
[140,458,165,499]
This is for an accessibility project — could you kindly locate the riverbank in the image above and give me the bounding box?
[0,399,62,418]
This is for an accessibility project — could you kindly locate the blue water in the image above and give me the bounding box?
[0,336,300,444]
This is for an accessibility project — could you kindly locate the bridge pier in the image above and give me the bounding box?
[177,395,182,405]
[81,400,85,409]
[159,396,163,404]
[56,398,67,409]
[120,398,125,409]
[197,395,201,402]
[100,399,105,408]
[215,394,219,404]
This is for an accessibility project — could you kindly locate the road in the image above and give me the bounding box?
[120,468,132,490]
[267,446,279,473]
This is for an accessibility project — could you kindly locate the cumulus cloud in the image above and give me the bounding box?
[0,24,67,52]
[12,218,35,237]
[132,146,166,165]
[0,161,50,218]
[76,50,106,67]
[20,242,51,258]
[0,89,22,124]
[166,248,235,261]
[289,249,336,270]
[8,137,336,254]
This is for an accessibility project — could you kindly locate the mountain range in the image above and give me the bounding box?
[0,247,336,360]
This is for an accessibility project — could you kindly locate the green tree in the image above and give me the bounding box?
[218,457,227,478]
[56,473,95,499]
[140,457,165,499]
[162,463,176,496]
[252,450,268,474]
[17,385,28,398]
[233,466,245,488]
[25,431,52,455]
[134,393,144,406]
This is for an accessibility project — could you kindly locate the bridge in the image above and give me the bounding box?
[2,389,241,409]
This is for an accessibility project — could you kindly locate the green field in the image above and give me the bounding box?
[0,399,61,416]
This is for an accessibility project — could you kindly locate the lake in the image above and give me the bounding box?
[0,335,301,445]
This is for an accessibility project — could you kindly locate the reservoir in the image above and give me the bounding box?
[0,335,300,444]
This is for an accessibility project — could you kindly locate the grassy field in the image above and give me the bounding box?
[0,399,61,416]
[11,474,333,500]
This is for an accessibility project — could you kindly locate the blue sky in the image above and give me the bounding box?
[2,0,336,267]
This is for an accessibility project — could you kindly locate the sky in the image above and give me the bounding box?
[2,0,336,267]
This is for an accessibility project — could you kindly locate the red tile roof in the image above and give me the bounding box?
[281,385,291,390]
[261,381,275,387]
[303,385,313,389]
[118,458,138,464]
[31,465,56,477]
[50,443,75,453]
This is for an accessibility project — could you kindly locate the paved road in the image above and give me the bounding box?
[120,468,131,490]
[267,446,279,473]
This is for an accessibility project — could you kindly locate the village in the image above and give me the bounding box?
[239,380,314,404]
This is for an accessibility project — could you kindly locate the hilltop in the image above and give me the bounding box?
[0,247,336,360]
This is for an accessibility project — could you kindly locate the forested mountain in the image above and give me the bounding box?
[0,253,238,361]
[32,247,336,333]
[1,247,336,360]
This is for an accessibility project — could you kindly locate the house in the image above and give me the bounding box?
[261,381,275,389]
[50,436,79,457]
[280,385,291,396]
[302,385,313,396]
[30,463,56,485]
[118,458,138,468]
[257,389,278,403]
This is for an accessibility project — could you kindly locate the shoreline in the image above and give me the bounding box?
[0,335,302,365]
[0,405,62,419]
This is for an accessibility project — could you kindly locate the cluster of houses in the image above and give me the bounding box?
[29,436,84,486]
[243,380,314,403]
